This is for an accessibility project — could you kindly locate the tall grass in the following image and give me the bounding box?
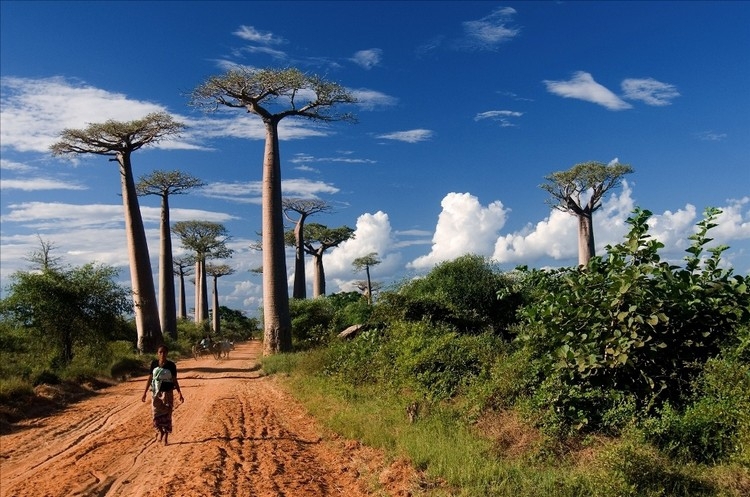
[267,350,748,497]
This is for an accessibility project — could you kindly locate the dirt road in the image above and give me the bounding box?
[0,341,418,497]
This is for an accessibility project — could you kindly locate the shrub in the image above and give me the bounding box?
[643,358,750,464]
[518,207,749,436]
[379,254,525,336]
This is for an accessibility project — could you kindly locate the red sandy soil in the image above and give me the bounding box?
[0,340,423,497]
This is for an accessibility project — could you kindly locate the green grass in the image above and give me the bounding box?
[269,353,749,497]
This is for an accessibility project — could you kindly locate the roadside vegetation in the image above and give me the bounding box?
[261,207,749,497]
[0,244,258,427]
[1,206,747,495]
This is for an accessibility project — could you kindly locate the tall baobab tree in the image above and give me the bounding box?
[137,170,205,339]
[283,198,332,299]
[540,161,634,266]
[206,263,235,335]
[50,112,184,352]
[284,223,355,298]
[172,221,233,325]
[352,252,381,305]
[190,67,357,355]
[173,255,195,320]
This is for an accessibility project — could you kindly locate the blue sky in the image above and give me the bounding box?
[1,1,748,317]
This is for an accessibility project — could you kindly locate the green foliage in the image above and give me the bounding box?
[323,320,500,401]
[642,357,750,464]
[0,262,131,365]
[217,306,259,341]
[518,207,749,435]
[290,298,336,349]
[594,438,716,496]
[377,254,525,336]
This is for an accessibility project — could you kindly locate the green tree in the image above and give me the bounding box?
[190,67,357,355]
[172,221,233,325]
[137,170,205,339]
[352,252,381,305]
[0,262,131,365]
[50,112,185,352]
[541,161,633,266]
[283,198,332,300]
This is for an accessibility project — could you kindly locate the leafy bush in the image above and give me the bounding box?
[642,358,750,464]
[378,254,525,336]
[290,298,336,348]
[518,207,749,436]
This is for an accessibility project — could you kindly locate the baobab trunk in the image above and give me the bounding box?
[159,195,177,339]
[212,275,220,335]
[312,252,326,298]
[577,213,595,266]
[118,153,162,352]
[261,120,292,355]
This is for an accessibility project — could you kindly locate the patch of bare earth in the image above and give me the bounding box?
[0,341,423,497]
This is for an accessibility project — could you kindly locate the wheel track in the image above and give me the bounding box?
[0,341,419,497]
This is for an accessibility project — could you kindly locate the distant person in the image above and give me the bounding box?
[141,344,184,445]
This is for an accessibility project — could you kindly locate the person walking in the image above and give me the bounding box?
[141,344,184,445]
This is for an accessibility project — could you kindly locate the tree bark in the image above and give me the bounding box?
[312,250,326,298]
[118,152,162,352]
[212,274,220,335]
[261,120,292,355]
[577,212,595,266]
[159,195,178,339]
[292,216,308,300]
[177,270,186,320]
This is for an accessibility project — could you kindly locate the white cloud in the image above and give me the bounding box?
[474,109,524,127]
[544,71,632,111]
[409,192,509,270]
[376,129,433,143]
[461,7,520,50]
[351,49,383,69]
[0,76,202,153]
[0,178,87,191]
[351,88,398,110]
[695,131,728,141]
[233,25,285,45]
[621,78,679,106]
[0,159,34,172]
[323,211,402,292]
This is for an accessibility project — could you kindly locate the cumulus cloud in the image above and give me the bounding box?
[544,71,632,111]
[621,78,680,106]
[351,49,383,69]
[323,211,402,292]
[376,129,433,143]
[408,192,510,270]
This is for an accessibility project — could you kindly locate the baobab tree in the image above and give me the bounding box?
[172,221,233,325]
[137,170,205,339]
[284,223,355,298]
[190,67,357,355]
[50,112,184,352]
[173,255,195,320]
[541,161,634,266]
[352,252,381,305]
[283,198,332,299]
[206,263,235,335]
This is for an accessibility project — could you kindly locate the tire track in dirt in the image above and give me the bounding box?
[0,341,420,497]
